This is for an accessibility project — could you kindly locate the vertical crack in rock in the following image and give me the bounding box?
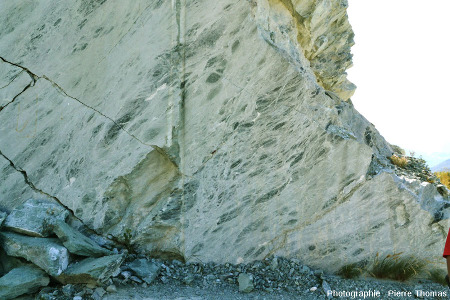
[170,0,188,258]
[165,0,186,168]
[0,56,180,169]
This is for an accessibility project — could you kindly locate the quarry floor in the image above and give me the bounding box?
[98,279,450,300]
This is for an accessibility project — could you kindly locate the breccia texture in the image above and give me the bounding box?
[0,0,448,272]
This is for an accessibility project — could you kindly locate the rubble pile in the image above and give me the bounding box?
[0,199,127,300]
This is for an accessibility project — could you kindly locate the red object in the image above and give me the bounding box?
[444,228,450,257]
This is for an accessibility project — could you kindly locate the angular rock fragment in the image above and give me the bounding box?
[4,199,69,237]
[127,258,161,284]
[322,280,332,299]
[52,220,111,257]
[55,254,125,285]
[0,265,50,300]
[238,273,254,293]
[0,211,6,227]
[0,232,69,276]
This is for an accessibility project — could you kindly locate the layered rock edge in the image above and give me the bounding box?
[0,0,448,273]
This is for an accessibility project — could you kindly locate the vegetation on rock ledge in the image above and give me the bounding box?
[435,171,450,189]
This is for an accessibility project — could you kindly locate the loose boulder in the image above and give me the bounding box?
[127,258,162,284]
[238,273,254,293]
[55,254,125,285]
[51,220,111,257]
[0,265,50,300]
[4,199,69,237]
[0,231,69,276]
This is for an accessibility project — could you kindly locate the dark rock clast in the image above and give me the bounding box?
[55,254,125,285]
[0,231,69,276]
[51,220,111,257]
[0,265,50,300]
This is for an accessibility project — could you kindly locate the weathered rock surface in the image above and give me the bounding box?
[127,258,161,284]
[0,231,69,276]
[55,254,124,285]
[0,265,50,300]
[0,0,449,274]
[4,198,69,237]
[0,154,54,213]
[52,219,111,257]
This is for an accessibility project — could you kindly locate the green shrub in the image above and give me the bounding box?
[426,269,447,286]
[368,252,424,281]
[337,263,363,279]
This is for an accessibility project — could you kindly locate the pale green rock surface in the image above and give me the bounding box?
[0,231,69,276]
[55,254,125,285]
[0,155,54,213]
[52,219,111,257]
[0,265,50,300]
[0,0,448,274]
[0,59,34,108]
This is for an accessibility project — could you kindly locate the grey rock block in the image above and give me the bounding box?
[4,199,69,237]
[52,220,111,257]
[0,231,69,276]
[238,273,254,293]
[0,265,50,300]
[55,254,125,285]
[127,258,161,284]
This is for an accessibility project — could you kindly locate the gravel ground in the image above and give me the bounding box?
[100,275,450,300]
[26,256,450,300]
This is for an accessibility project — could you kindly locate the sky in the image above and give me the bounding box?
[346,0,450,168]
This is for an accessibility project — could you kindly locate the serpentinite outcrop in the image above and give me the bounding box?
[0,0,448,272]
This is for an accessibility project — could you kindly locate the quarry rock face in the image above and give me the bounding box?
[0,0,449,274]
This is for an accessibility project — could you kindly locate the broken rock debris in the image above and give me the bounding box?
[51,219,112,257]
[0,231,69,276]
[0,265,50,300]
[55,254,125,285]
[0,198,119,299]
[3,198,69,237]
